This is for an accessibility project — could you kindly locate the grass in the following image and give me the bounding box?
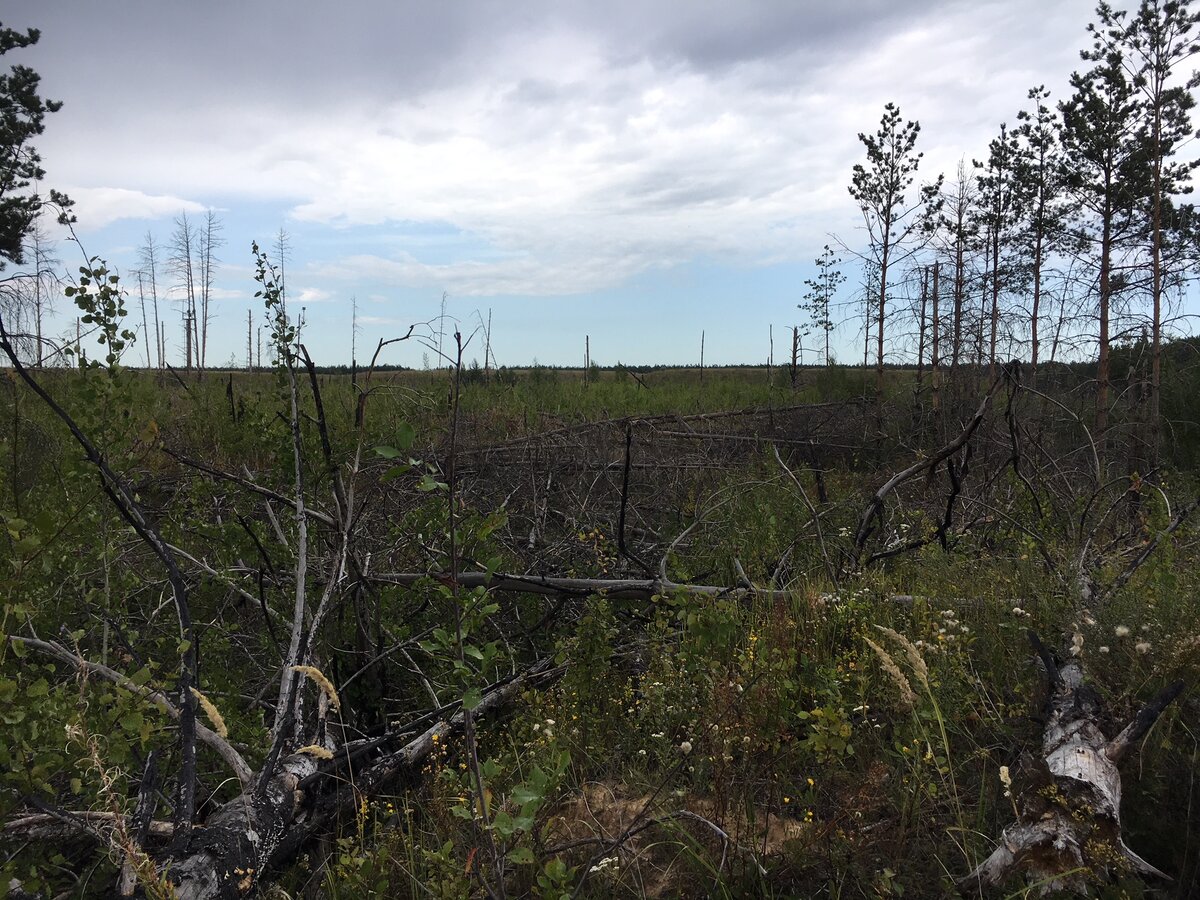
[1,362,1197,898]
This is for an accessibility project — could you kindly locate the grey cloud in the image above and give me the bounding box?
[3,0,1102,301]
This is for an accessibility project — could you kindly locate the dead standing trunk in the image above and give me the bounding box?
[931,262,941,419]
[915,267,928,402]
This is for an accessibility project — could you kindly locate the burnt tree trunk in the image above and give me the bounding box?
[960,634,1183,895]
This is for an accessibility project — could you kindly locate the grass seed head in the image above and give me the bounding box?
[874,625,929,689]
[297,744,334,760]
[190,686,228,739]
[864,636,917,710]
[291,665,341,713]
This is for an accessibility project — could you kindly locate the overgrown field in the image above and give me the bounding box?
[1,358,1198,899]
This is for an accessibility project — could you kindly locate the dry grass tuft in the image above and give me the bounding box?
[863,636,917,710]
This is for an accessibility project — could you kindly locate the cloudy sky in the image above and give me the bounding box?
[6,0,1099,367]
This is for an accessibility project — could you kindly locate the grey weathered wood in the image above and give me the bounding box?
[960,639,1183,895]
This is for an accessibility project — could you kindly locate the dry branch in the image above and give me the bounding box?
[853,377,1000,565]
[4,635,253,788]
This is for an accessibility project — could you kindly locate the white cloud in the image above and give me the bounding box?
[63,186,205,229]
[30,0,1097,301]
[208,287,248,301]
[295,287,335,304]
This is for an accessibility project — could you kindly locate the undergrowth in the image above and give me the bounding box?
[2,367,1197,899]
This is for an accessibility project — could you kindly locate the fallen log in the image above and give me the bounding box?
[959,632,1184,895]
[1,661,556,900]
[370,570,796,602]
[170,660,554,900]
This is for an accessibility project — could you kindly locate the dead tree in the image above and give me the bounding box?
[960,633,1183,895]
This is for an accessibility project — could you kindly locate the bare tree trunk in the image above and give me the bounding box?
[824,306,830,367]
[1031,228,1043,381]
[484,308,492,380]
[790,326,799,389]
[931,262,941,416]
[137,272,152,369]
[140,232,163,373]
[170,215,197,374]
[953,225,965,377]
[877,248,889,415]
[1097,193,1113,458]
[198,210,224,377]
[863,302,870,375]
[989,228,1000,381]
[915,267,928,400]
[1149,119,1163,474]
[29,219,56,367]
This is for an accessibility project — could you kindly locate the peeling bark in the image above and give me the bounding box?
[960,635,1184,895]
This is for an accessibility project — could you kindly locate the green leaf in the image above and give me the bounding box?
[511,785,542,806]
[394,422,416,450]
[417,474,446,493]
[508,847,536,865]
[462,688,483,711]
[491,810,515,836]
[380,464,412,483]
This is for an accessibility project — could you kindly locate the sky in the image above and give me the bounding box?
[2,0,1110,368]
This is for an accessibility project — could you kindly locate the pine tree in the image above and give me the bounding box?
[0,23,71,270]
[1093,0,1200,467]
[800,245,844,366]
[1060,31,1147,447]
[1012,86,1071,378]
[974,123,1022,379]
[848,103,943,410]
[937,162,980,378]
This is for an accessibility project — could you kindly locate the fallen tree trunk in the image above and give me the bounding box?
[370,570,793,602]
[959,633,1184,895]
[2,662,556,900]
[170,661,554,900]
